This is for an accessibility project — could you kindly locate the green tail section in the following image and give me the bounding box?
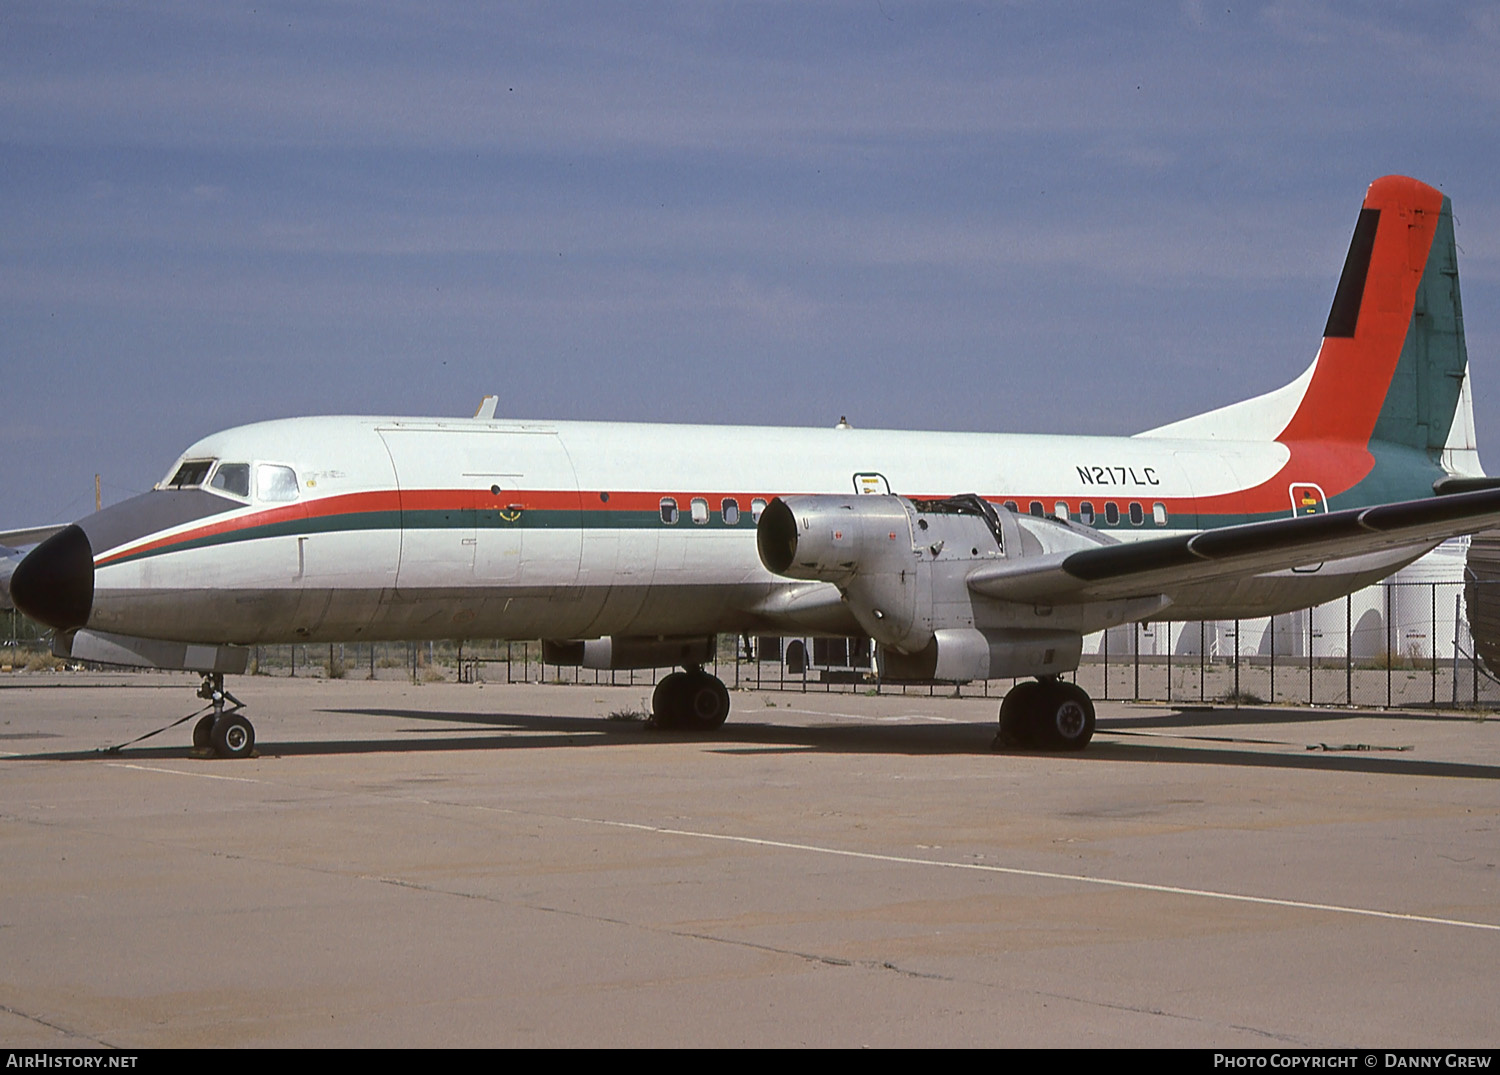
[1370,196,1469,457]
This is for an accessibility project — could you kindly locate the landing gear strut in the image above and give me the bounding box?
[651,666,731,731]
[193,673,255,759]
[994,677,1095,751]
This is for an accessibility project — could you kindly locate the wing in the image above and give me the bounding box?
[966,487,1500,603]
[0,525,68,548]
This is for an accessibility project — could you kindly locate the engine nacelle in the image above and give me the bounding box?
[758,495,933,650]
[758,493,1121,681]
[756,495,913,585]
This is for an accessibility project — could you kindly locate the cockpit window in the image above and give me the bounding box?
[167,460,214,489]
[257,464,300,503]
[209,463,251,498]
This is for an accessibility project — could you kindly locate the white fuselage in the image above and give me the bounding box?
[82,415,1425,647]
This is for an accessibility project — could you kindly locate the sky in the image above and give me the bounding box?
[3,1,1499,526]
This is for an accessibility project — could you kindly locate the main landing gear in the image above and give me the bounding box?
[651,666,731,731]
[191,673,255,759]
[994,677,1095,752]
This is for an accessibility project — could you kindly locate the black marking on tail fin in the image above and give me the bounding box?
[1324,208,1380,338]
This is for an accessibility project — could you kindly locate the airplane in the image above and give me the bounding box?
[10,175,1500,759]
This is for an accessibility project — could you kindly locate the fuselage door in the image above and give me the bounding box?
[853,472,891,495]
[376,428,480,591]
[473,431,582,589]
[377,426,582,592]
[1289,482,1328,573]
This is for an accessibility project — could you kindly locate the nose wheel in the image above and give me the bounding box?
[994,678,1095,751]
[192,674,255,759]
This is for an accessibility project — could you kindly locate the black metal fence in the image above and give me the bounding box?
[7,581,1500,709]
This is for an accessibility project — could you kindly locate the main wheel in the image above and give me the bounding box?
[651,671,690,730]
[192,714,216,750]
[1034,681,1095,751]
[652,670,730,731]
[995,681,1042,749]
[210,713,256,759]
[679,671,730,730]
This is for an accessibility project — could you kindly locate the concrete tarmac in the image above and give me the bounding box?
[1,671,1497,1048]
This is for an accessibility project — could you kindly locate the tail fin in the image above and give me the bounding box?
[1143,175,1479,476]
[1281,176,1470,457]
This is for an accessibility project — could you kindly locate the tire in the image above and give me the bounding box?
[652,671,730,731]
[1036,681,1094,751]
[680,672,730,730]
[192,714,216,750]
[210,714,256,759]
[651,672,690,730]
[995,681,1042,749]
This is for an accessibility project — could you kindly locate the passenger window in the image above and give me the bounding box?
[256,464,300,503]
[210,463,250,498]
[1105,502,1120,526]
[1028,501,1044,517]
[751,498,767,522]
[660,497,679,525]
[1129,502,1144,526]
[690,497,709,525]
[1054,501,1069,520]
[167,460,213,488]
[722,498,740,526]
[1153,502,1168,526]
[1003,501,1018,513]
[1079,501,1095,526]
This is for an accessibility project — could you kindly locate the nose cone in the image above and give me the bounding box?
[10,524,94,631]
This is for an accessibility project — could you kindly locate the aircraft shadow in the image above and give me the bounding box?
[9,703,1498,781]
[1096,705,1487,731]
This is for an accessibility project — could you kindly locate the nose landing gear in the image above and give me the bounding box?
[192,673,255,759]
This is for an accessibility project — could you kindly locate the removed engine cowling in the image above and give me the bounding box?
[758,494,1115,682]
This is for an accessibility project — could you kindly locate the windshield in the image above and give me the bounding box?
[165,460,214,489]
[209,462,251,498]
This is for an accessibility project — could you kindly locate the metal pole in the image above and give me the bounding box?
[1386,583,1393,708]
[1133,622,1140,701]
[1350,590,1362,707]
[1233,618,1240,702]
[1432,582,1438,706]
[1165,620,1172,703]
[1269,613,1276,703]
[1102,626,1109,701]
[1199,621,1205,703]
